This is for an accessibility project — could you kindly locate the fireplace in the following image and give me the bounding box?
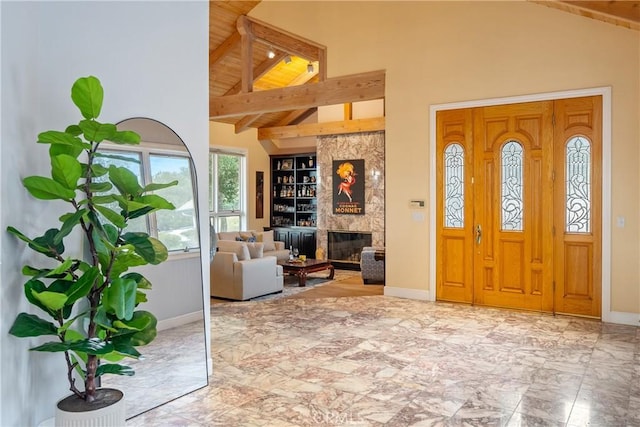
[328,231,372,269]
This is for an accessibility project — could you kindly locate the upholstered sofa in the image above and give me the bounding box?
[360,246,385,284]
[217,230,290,261]
[211,240,284,300]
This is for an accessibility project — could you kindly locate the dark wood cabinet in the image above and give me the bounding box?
[271,227,317,259]
[269,153,317,258]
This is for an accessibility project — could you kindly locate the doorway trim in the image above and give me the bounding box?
[429,87,614,321]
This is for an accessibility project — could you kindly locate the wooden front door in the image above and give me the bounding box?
[436,97,601,317]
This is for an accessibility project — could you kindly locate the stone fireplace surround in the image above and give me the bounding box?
[316,132,385,262]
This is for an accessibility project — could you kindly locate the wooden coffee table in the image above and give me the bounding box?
[278,259,334,287]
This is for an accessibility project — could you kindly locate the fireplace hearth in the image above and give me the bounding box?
[328,231,372,270]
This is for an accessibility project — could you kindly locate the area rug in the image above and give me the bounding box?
[232,269,360,303]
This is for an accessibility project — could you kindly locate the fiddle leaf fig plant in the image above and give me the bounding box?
[8,76,177,403]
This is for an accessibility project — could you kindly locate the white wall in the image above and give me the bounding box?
[0,2,209,425]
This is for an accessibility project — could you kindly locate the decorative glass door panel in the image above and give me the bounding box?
[472,101,554,312]
[553,97,602,317]
[436,109,474,303]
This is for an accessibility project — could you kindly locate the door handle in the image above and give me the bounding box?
[476,224,482,245]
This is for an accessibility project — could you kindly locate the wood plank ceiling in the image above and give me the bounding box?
[209,1,638,137]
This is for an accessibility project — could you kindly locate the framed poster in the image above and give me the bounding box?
[333,159,365,215]
[256,171,264,219]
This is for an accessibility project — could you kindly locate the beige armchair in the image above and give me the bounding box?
[211,241,284,301]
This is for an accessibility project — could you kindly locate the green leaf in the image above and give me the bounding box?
[96,363,134,377]
[22,279,55,317]
[122,272,152,290]
[91,195,116,205]
[110,251,147,277]
[103,224,120,246]
[65,267,100,305]
[45,259,73,278]
[9,313,58,337]
[78,120,116,143]
[137,194,175,211]
[88,182,112,193]
[23,176,76,201]
[94,205,126,229]
[31,229,65,259]
[71,76,103,120]
[30,289,68,311]
[103,277,137,321]
[64,124,83,136]
[135,290,148,305]
[55,209,87,245]
[93,307,115,332]
[51,154,82,190]
[7,226,49,253]
[113,312,151,332]
[127,206,154,220]
[109,130,141,145]
[108,166,142,197]
[31,338,114,355]
[38,130,89,150]
[122,233,168,264]
[22,265,44,277]
[50,143,83,159]
[100,351,126,363]
[128,311,157,346]
[90,163,109,178]
[110,340,141,359]
[142,181,179,193]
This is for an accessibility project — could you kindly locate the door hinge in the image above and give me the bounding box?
[552,170,555,182]
[552,113,556,126]
[471,176,475,184]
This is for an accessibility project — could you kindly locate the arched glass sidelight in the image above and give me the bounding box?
[566,136,591,232]
[501,140,523,231]
[444,143,464,228]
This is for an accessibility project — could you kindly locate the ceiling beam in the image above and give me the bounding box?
[209,31,240,67]
[257,117,385,140]
[245,15,326,63]
[210,70,386,119]
[234,114,263,133]
[236,15,253,93]
[529,0,639,31]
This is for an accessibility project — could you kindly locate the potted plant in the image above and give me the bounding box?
[7,76,177,425]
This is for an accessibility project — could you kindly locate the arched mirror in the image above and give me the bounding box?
[101,118,208,418]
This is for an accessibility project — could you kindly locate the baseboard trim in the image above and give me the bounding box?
[384,286,431,301]
[157,311,204,331]
[604,310,640,327]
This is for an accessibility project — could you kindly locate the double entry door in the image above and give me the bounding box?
[436,97,601,318]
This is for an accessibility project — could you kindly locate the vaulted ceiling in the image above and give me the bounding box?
[209,1,638,137]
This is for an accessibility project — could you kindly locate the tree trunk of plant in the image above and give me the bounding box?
[85,355,98,402]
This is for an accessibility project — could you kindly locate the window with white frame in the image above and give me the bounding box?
[95,145,199,253]
[209,149,246,233]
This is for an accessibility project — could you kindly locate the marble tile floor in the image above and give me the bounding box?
[128,296,640,426]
